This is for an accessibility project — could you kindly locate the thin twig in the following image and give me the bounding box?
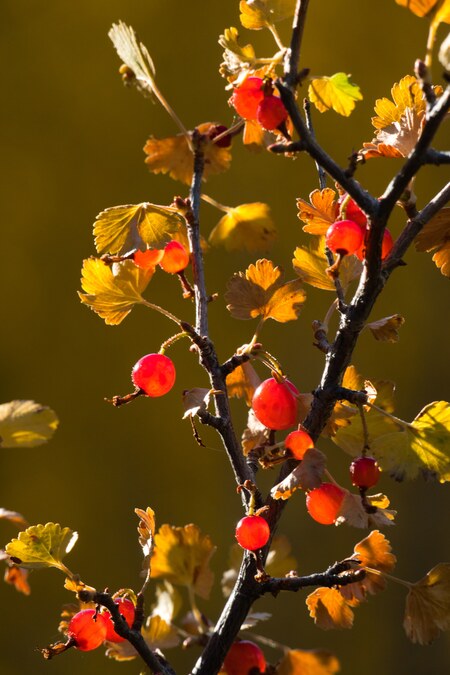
[284,0,311,87]
[303,98,327,189]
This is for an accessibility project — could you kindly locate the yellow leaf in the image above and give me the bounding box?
[93,203,183,256]
[277,648,340,675]
[293,237,362,291]
[341,530,397,602]
[209,203,276,252]
[152,581,182,623]
[79,258,153,325]
[396,0,450,23]
[297,189,339,234]
[366,314,405,342]
[306,587,354,630]
[144,122,232,185]
[240,0,297,30]
[6,523,77,571]
[404,563,450,644]
[0,400,58,448]
[415,208,450,278]
[243,118,267,146]
[225,259,306,322]
[219,27,256,78]
[271,448,326,499]
[150,523,216,599]
[226,362,261,406]
[309,73,363,116]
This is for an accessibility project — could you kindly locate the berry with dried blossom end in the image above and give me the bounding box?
[325,219,364,256]
[131,353,176,397]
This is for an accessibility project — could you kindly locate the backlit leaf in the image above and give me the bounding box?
[152,581,182,624]
[109,21,156,99]
[135,507,156,573]
[0,400,58,449]
[439,31,450,69]
[366,314,405,342]
[219,27,256,78]
[396,0,450,23]
[293,237,362,291]
[79,258,153,325]
[93,203,183,256]
[404,563,450,644]
[297,188,339,235]
[6,523,77,571]
[209,203,276,252]
[226,361,261,406]
[309,73,363,116]
[182,388,211,418]
[415,208,450,278]
[335,491,396,529]
[240,0,297,30]
[306,587,354,630]
[271,448,326,499]
[277,648,340,675]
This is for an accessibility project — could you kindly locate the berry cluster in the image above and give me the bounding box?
[230,76,288,132]
[67,599,136,652]
[133,239,190,274]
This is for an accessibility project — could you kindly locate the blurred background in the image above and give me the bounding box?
[1,1,450,673]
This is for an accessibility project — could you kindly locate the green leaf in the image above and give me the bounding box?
[0,400,58,448]
[6,523,78,571]
[309,73,363,116]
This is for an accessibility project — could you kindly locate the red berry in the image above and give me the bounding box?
[350,456,381,489]
[67,609,108,651]
[230,77,264,120]
[355,227,394,261]
[256,95,288,131]
[209,124,232,148]
[103,598,136,643]
[133,249,164,269]
[131,353,176,397]
[252,377,299,430]
[235,515,270,551]
[223,640,266,675]
[159,240,190,274]
[325,219,364,256]
[338,195,367,227]
[284,429,314,460]
[306,483,346,525]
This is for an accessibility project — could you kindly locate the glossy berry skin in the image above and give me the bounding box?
[350,456,381,489]
[131,353,176,397]
[284,429,314,460]
[338,195,367,227]
[235,515,270,551]
[325,219,364,256]
[223,640,266,675]
[230,77,264,120]
[252,377,299,430]
[306,483,346,525]
[356,227,394,262]
[104,598,136,643]
[67,609,108,651]
[159,240,190,274]
[133,249,164,270]
[256,95,288,131]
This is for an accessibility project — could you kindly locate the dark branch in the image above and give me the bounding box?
[284,0,311,87]
[424,148,450,165]
[259,562,366,595]
[303,98,327,189]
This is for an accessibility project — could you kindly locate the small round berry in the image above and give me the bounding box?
[103,598,136,643]
[133,249,164,269]
[209,124,232,148]
[350,456,381,489]
[131,353,176,397]
[284,429,314,460]
[325,220,365,256]
[235,515,270,551]
[306,483,346,525]
[230,77,264,120]
[67,609,108,651]
[381,228,394,260]
[223,640,266,675]
[159,240,190,274]
[256,95,288,131]
[338,195,367,227]
[252,377,299,430]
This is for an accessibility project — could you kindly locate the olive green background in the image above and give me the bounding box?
[1,1,450,673]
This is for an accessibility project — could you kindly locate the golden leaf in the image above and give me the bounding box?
[243,118,267,146]
[144,122,232,185]
[219,27,256,78]
[396,0,450,23]
[6,523,77,571]
[225,259,306,322]
[293,237,362,291]
[0,400,58,449]
[239,0,297,30]
[93,203,183,256]
[366,314,405,342]
[209,203,276,252]
[297,188,339,235]
[150,523,216,599]
[404,563,450,644]
[340,530,397,603]
[415,208,450,278]
[79,258,153,325]
[226,362,261,406]
[309,73,363,116]
[135,507,156,573]
[271,448,326,499]
[306,587,354,630]
[277,648,340,675]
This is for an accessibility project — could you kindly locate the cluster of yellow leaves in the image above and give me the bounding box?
[209,202,277,252]
[0,400,58,448]
[219,26,257,78]
[309,73,363,117]
[415,207,450,277]
[5,523,77,573]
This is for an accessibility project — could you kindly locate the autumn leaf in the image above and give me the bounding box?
[4,565,31,596]
[366,314,405,342]
[335,491,396,529]
[93,203,183,256]
[241,408,272,456]
[0,400,58,449]
[225,259,306,322]
[150,523,216,599]
[152,581,182,624]
[243,118,267,146]
[309,73,363,116]
[306,587,354,630]
[276,648,340,675]
[415,207,450,278]
[296,188,339,235]
[144,122,232,185]
[239,0,297,30]
[135,507,156,574]
[79,258,153,325]
[396,0,450,23]
[0,509,28,528]
[182,388,211,418]
[109,21,156,99]
[293,236,362,291]
[271,448,326,499]
[219,27,256,78]
[5,523,77,572]
[209,203,276,252]
[404,563,450,644]
[226,361,261,406]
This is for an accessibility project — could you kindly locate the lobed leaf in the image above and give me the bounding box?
[306,587,354,630]
[239,0,297,30]
[135,507,156,574]
[296,188,339,235]
[404,563,450,644]
[209,202,276,252]
[309,73,363,116]
[0,400,58,449]
[219,27,256,78]
[335,491,396,529]
[226,361,261,406]
[366,314,405,342]
[415,208,450,278]
[293,237,362,291]
[276,648,340,675]
[271,448,326,499]
[396,0,450,23]
[5,523,77,571]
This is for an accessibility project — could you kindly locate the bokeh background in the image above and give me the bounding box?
[1,1,450,673]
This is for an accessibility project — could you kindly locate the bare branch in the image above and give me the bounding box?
[284,0,311,87]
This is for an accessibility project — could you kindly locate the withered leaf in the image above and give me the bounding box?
[366,314,405,342]
[404,563,450,645]
[182,388,211,418]
[271,448,326,499]
[335,491,396,529]
[415,208,450,278]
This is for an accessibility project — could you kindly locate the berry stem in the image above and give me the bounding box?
[159,331,189,354]
[358,403,371,454]
[267,22,285,51]
[366,403,413,429]
[141,299,183,325]
[201,193,233,213]
[364,567,413,590]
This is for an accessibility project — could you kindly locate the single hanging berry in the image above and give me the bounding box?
[252,377,299,430]
[223,640,266,675]
[131,353,176,397]
[103,597,136,643]
[230,77,264,120]
[284,429,314,460]
[350,456,381,489]
[306,483,346,525]
[325,219,364,256]
[159,240,190,274]
[235,514,270,551]
[67,609,109,651]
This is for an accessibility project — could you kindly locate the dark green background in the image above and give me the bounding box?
[1,1,450,673]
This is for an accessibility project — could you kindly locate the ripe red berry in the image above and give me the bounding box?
[133,249,164,270]
[209,124,232,148]
[230,77,264,120]
[284,429,314,460]
[350,456,381,489]
[235,515,270,551]
[159,240,190,274]
[306,483,346,525]
[338,195,367,227]
[223,640,266,675]
[325,219,364,256]
[131,353,176,397]
[256,95,288,131]
[103,598,136,643]
[67,609,108,651]
[252,377,299,430]
[356,227,394,262]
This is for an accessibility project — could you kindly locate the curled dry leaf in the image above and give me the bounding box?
[241,407,272,456]
[335,491,396,529]
[308,73,363,117]
[404,563,450,645]
[366,314,405,342]
[415,208,450,278]
[276,648,340,675]
[209,202,277,253]
[182,388,211,418]
[135,506,156,573]
[226,361,261,406]
[271,448,326,500]
[296,188,339,235]
[0,400,58,449]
